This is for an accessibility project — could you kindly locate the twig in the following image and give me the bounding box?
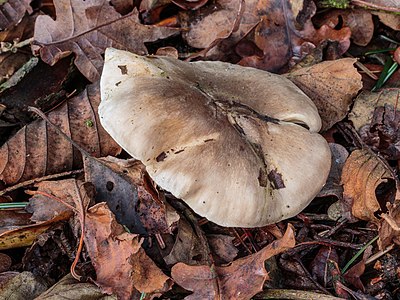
[254,289,345,299]
[0,169,83,196]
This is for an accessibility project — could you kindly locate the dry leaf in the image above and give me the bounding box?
[343,245,372,291]
[33,0,179,81]
[353,0,400,12]
[0,0,32,31]
[84,157,179,234]
[164,218,209,266]
[34,273,117,299]
[341,149,395,222]
[378,192,400,250]
[208,234,238,265]
[171,224,295,300]
[373,11,400,30]
[310,247,339,286]
[26,179,85,222]
[0,271,48,299]
[287,58,363,130]
[0,83,121,186]
[314,9,373,46]
[84,203,171,299]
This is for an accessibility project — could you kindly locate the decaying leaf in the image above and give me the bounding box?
[343,245,372,291]
[171,225,295,300]
[378,193,400,250]
[0,271,48,299]
[84,203,171,299]
[164,218,209,266]
[349,90,400,160]
[33,0,179,81]
[310,247,339,286]
[373,11,400,30]
[84,156,179,234]
[33,273,117,299]
[0,83,121,186]
[314,9,373,46]
[208,234,238,265]
[0,0,32,31]
[26,179,85,222]
[287,58,363,130]
[341,149,395,222]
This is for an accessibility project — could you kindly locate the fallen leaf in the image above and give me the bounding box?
[164,218,209,266]
[310,247,339,286]
[373,12,400,30]
[0,212,70,250]
[313,9,373,46]
[0,83,121,186]
[84,203,171,299]
[208,234,238,265]
[0,0,32,31]
[36,273,117,299]
[171,224,295,300]
[33,0,179,81]
[84,156,179,234]
[343,245,372,291]
[341,149,395,222]
[352,0,400,12]
[26,179,84,222]
[378,193,400,250]
[287,58,363,130]
[0,252,12,272]
[0,271,48,299]
[349,90,400,160]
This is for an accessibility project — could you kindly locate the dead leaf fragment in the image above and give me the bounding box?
[33,0,179,81]
[0,271,48,299]
[287,58,363,130]
[0,83,121,186]
[343,245,372,291]
[341,149,395,222]
[84,203,171,299]
[0,0,32,31]
[171,224,295,300]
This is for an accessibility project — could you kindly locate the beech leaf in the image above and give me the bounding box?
[171,225,295,300]
[287,58,363,130]
[32,0,179,81]
[341,149,395,222]
[0,83,121,186]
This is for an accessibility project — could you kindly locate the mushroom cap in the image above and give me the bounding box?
[99,48,331,227]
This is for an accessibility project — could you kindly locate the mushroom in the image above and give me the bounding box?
[99,48,331,227]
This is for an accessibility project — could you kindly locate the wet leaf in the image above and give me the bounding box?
[33,0,179,81]
[84,157,179,234]
[0,0,32,31]
[0,83,121,186]
[341,149,395,222]
[171,225,295,300]
[84,203,171,299]
[287,58,363,130]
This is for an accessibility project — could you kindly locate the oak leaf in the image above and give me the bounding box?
[171,225,295,300]
[33,0,179,81]
[84,203,171,299]
[341,149,395,222]
[287,58,363,130]
[0,83,121,186]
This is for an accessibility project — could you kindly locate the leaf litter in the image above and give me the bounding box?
[0,0,400,298]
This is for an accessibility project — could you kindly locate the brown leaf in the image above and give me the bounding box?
[164,218,209,266]
[84,203,171,299]
[0,0,32,31]
[84,157,179,234]
[33,0,179,81]
[341,149,395,222]
[310,247,339,286]
[0,271,48,299]
[353,0,400,12]
[26,179,89,222]
[378,194,400,250]
[0,253,12,272]
[314,9,373,46]
[343,245,372,292]
[0,83,121,186]
[208,234,238,265]
[171,224,295,300]
[373,11,400,30]
[287,58,363,130]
